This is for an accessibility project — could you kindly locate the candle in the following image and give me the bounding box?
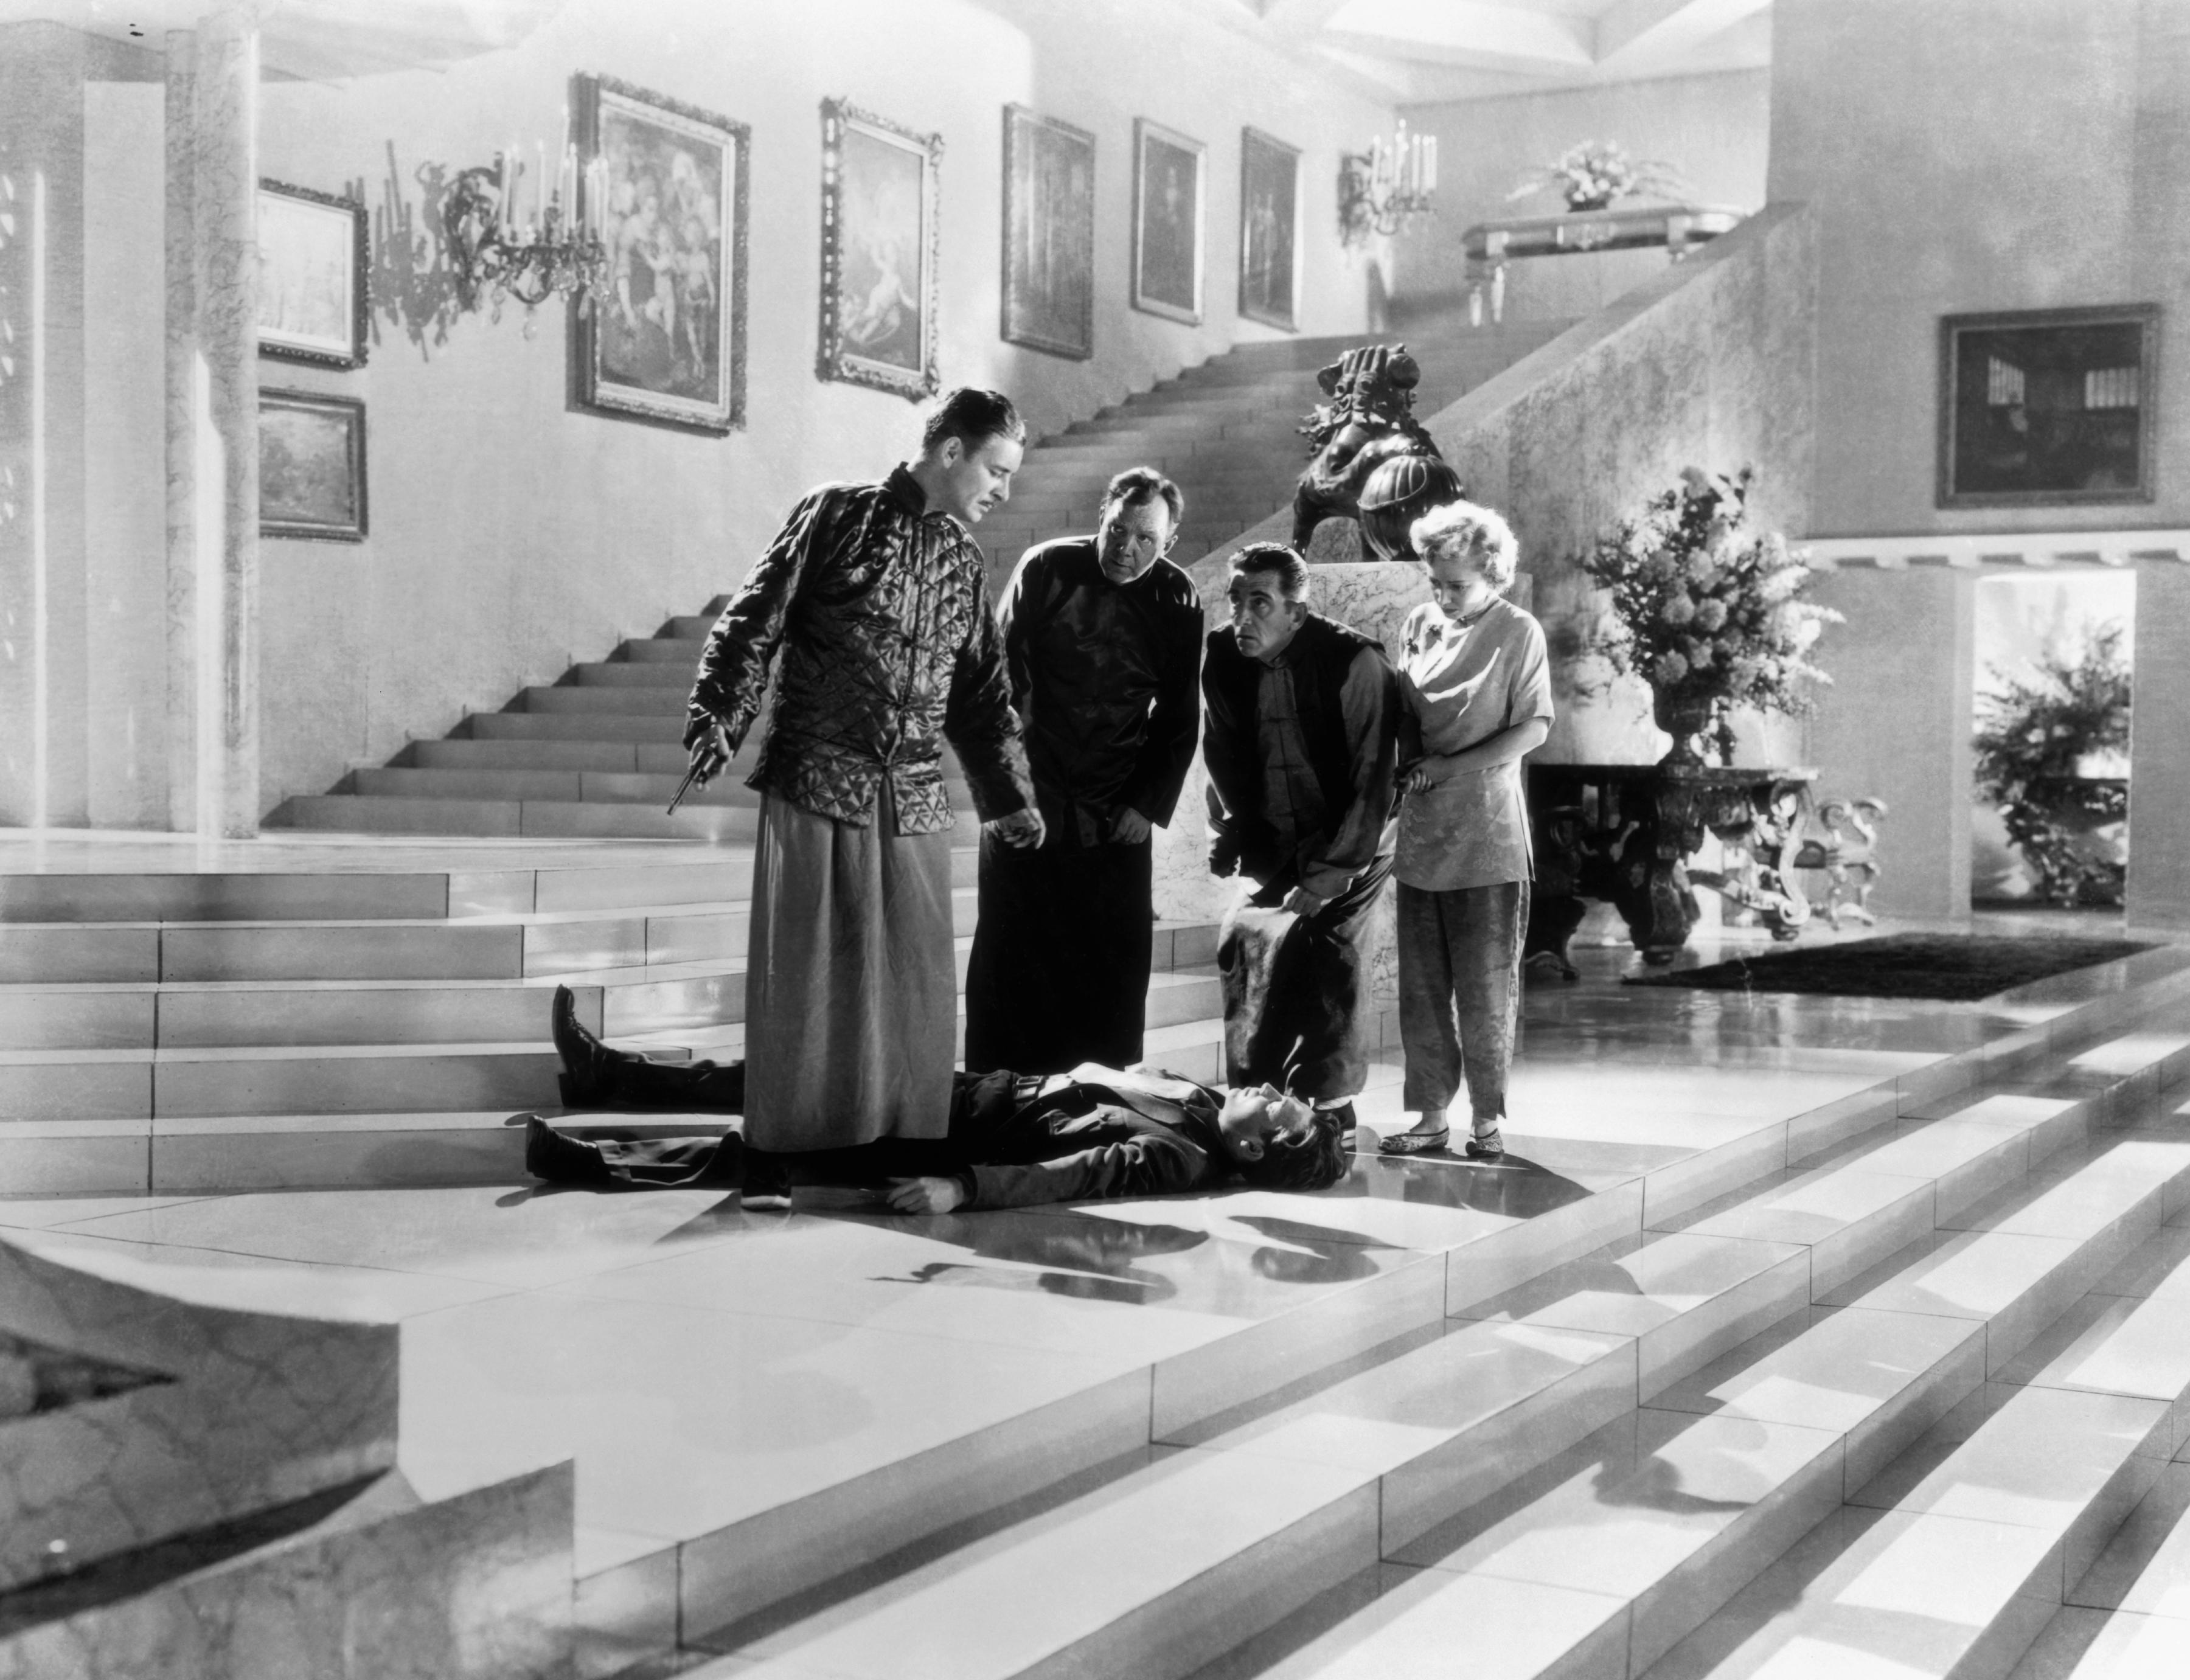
[534,140,546,231]
[1427,134,1438,192]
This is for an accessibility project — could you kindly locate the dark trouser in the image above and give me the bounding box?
[964,832,1154,1075]
[550,1061,1041,1189]
[1396,879,1528,1122]
[1219,855,1393,1104]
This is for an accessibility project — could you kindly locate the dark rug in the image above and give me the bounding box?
[1626,933,2155,1001]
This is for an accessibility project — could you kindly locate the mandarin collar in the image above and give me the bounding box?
[884,463,930,518]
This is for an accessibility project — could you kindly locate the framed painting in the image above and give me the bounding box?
[819,98,942,401]
[260,389,366,542]
[1938,305,2160,507]
[573,74,749,434]
[1001,105,1095,360]
[1238,128,1300,331]
[1132,119,1204,325]
[256,179,367,368]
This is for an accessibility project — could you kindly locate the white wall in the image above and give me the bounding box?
[245,0,1395,812]
[1769,0,2190,536]
[1393,68,1770,323]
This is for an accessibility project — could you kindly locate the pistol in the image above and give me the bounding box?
[665,759,707,816]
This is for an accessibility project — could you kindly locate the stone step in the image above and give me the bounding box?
[518,684,685,715]
[351,764,978,812]
[678,1116,2190,1680]
[616,636,706,664]
[1641,1208,2190,1680]
[274,794,760,840]
[1170,1138,2190,1680]
[0,855,754,926]
[569,661,692,689]
[408,737,692,774]
[461,711,684,744]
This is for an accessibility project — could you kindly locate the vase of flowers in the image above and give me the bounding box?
[1509,141,1691,213]
[1582,467,1841,767]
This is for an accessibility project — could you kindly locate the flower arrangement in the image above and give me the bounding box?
[1509,141,1690,213]
[1581,467,1840,764]
[1973,625,2132,906]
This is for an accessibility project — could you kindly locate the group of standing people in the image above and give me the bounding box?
[524,383,1552,1207]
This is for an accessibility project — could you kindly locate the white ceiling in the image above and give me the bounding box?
[0,0,569,79]
[1238,0,1774,102]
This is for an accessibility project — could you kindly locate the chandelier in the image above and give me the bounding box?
[1340,120,1437,248]
[439,140,611,325]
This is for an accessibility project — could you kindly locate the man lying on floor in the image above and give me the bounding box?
[521,987,1350,1211]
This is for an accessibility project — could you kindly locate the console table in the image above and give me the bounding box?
[1524,763,1886,973]
[1461,203,1747,325]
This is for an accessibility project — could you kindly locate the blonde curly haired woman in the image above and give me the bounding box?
[1380,501,1552,1161]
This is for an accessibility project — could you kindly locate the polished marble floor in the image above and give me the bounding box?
[1,926,2151,1591]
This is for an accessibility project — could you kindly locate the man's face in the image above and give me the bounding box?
[1096,494,1175,586]
[931,432,1023,526]
[1216,1085,1313,1164]
[1228,566,1307,662]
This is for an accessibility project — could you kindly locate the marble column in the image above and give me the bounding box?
[162,32,198,833]
[164,7,260,836]
[0,23,92,829]
[2127,560,2190,929]
[1804,568,1976,922]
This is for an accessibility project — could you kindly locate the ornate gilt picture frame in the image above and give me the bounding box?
[1132,117,1204,326]
[259,389,367,543]
[256,179,368,369]
[1238,128,1301,333]
[818,98,942,401]
[1002,105,1096,360]
[573,74,750,434]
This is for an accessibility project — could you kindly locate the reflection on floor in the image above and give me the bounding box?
[9,834,2190,1676]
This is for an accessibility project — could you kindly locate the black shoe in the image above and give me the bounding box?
[551,985,621,1108]
[522,1116,614,1185]
[742,1145,792,1211]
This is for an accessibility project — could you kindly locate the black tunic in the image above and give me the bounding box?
[964,538,1203,1074]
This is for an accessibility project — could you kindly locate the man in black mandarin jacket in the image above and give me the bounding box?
[963,467,1204,1075]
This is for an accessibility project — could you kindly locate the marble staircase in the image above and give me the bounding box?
[0,838,1231,1196]
[268,318,1568,841]
[596,967,2190,1680]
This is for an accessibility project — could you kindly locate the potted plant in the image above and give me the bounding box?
[1581,467,1841,765]
[1973,625,2132,906]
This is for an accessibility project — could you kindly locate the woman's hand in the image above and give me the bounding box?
[1402,765,1433,796]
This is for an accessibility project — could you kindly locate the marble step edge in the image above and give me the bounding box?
[1637,1249,2190,1680]
[639,1033,2190,1673]
[672,1143,2190,1680]
[0,858,759,923]
[586,1105,2144,1668]
[270,795,762,842]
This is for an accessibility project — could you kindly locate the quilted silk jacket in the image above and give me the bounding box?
[686,466,1035,835]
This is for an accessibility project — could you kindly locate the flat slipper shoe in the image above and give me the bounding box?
[1378,1126,1450,1156]
[1464,1128,1506,1161]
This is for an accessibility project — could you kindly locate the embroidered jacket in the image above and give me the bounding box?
[687,466,1034,835]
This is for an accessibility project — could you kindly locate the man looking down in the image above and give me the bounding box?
[965,466,1203,1075]
[681,387,1041,1156]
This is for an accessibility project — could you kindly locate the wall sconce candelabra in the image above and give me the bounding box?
[439,138,611,326]
[1340,119,1437,248]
